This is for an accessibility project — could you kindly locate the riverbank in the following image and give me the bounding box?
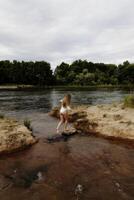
[50,103,134,141]
[0,84,133,91]
[74,103,134,141]
[0,117,37,154]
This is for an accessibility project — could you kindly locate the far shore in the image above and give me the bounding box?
[0,84,133,91]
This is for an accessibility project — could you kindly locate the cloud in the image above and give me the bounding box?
[0,0,134,69]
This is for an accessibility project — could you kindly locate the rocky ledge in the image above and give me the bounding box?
[50,104,134,141]
[74,103,134,140]
[49,106,87,122]
[0,117,37,154]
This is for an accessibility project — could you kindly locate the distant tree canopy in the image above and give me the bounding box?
[54,60,134,85]
[0,60,54,85]
[0,59,134,86]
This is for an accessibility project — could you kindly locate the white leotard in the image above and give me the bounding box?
[60,106,68,114]
[59,99,71,114]
[60,106,71,114]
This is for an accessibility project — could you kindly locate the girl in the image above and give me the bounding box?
[56,94,71,133]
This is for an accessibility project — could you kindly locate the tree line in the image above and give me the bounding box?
[0,60,134,86]
[54,60,134,85]
[0,60,54,85]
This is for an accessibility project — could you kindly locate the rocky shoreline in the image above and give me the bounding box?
[50,103,134,141]
[0,117,37,154]
[1,102,133,155]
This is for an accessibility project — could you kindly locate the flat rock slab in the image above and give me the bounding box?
[62,129,77,136]
[46,130,77,143]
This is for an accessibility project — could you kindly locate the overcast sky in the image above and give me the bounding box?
[0,0,134,69]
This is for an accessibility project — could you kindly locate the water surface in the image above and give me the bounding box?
[0,88,132,136]
[0,88,134,200]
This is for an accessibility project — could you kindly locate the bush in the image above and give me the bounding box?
[24,119,32,131]
[124,95,134,108]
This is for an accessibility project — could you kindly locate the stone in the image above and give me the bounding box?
[49,107,60,118]
[74,118,98,134]
[0,118,37,154]
[46,129,77,143]
[85,103,134,140]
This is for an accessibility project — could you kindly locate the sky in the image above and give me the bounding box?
[0,0,134,69]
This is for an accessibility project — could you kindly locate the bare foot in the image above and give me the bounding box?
[64,129,69,132]
[56,128,60,134]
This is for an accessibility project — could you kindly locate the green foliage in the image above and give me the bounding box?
[124,95,134,108]
[24,119,32,131]
[117,61,134,84]
[0,59,134,86]
[54,59,134,86]
[0,60,54,86]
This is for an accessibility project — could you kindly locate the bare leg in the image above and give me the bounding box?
[56,114,64,133]
[64,113,69,131]
[64,120,68,131]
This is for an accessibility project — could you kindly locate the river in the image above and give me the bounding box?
[0,88,134,200]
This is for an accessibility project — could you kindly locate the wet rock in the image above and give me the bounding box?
[46,130,77,143]
[46,134,66,143]
[61,129,77,136]
[75,184,83,199]
[75,184,83,195]
[37,172,43,181]
[0,118,37,154]
[49,107,87,122]
[115,182,120,188]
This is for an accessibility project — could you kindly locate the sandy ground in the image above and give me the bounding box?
[86,103,134,140]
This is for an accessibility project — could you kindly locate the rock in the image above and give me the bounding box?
[113,114,122,121]
[0,118,37,154]
[49,107,87,122]
[77,103,134,140]
[49,107,60,118]
[75,184,83,195]
[46,130,77,143]
[61,129,76,136]
[50,103,134,141]
[74,118,98,134]
[36,172,43,181]
[69,110,87,122]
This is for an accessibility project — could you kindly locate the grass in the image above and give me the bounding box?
[24,119,33,131]
[0,113,5,119]
[124,95,134,108]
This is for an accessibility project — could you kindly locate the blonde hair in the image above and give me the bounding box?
[63,94,71,106]
[62,99,67,108]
